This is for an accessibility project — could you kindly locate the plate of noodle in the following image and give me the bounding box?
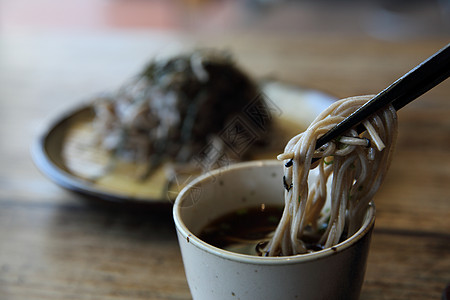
[32,49,336,205]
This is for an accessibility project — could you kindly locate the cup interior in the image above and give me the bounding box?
[175,160,285,235]
[173,160,375,261]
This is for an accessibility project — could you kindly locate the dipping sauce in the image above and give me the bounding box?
[198,204,283,256]
[199,204,328,256]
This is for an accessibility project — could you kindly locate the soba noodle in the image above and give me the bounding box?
[264,95,398,256]
[91,49,263,180]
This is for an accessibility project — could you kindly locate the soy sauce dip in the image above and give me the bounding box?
[198,204,283,256]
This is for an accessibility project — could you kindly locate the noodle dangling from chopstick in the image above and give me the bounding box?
[264,95,398,256]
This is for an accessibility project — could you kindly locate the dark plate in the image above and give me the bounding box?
[31,81,335,205]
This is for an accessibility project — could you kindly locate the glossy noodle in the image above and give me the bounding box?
[264,95,398,256]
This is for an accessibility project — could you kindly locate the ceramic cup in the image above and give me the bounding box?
[173,160,375,300]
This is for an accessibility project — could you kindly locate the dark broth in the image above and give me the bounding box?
[199,204,327,256]
[198,204,283,256]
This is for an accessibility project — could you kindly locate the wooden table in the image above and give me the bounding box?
[0,30,449,300]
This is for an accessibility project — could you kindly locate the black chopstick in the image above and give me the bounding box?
[314,43,450,150]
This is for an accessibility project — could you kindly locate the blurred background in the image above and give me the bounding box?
[2,0,449,112]
[1,0,449,38]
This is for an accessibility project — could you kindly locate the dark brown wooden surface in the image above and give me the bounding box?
[1,30,449,299]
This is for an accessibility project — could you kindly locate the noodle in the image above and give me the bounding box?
[264,95,398,256]
[91,49,265,180]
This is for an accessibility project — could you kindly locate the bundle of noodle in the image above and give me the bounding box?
[92,49,267,179]
[264,95,397,256]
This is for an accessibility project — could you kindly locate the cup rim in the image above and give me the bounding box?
[173,160,376,265]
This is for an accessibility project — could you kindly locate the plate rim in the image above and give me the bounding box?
[31,81,337,205]
[31,103,168,205]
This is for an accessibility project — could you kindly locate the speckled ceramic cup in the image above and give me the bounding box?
[173,160,375,300]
